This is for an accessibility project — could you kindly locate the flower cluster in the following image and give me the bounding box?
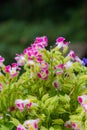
[15,36,48,67]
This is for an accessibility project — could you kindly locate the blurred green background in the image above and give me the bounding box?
[0,0,86,64]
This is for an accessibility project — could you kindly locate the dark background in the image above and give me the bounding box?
[0,0,86,64]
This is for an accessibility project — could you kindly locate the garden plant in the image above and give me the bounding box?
[0,36,87,130]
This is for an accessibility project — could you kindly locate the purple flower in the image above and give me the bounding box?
[82,58,87,66]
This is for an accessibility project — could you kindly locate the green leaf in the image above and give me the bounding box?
[41,94,49,102]
[40,126,48,130]
[49,127,55,130]
[10,117,20,126]
[0,125,9,130]
[52,119,64,125]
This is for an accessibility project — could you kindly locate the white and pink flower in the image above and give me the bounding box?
[15,99,37,112]
[37,60,49,80]
[56,37,65,48]
[56,37,69,49]
[75,56,82,64]
[39,61,48,70]
[64,120,71,128]
[5,65,18,77]
[78,95,87,114]
[15,99,25,112]
[52,80,60,90]
[82,104,87,113]
[34,36,48,48]
[67,51,83,64]
[37,69,49,80]
[63,41,69,48]
[54,64,64,75]
[68,50,76,60]
[78,95,87,105]
[23,46,43,63]
[17,124,26,130]
[23,99,33,109]
[15,54,26,66]
[72,122,82,130]
[24,119,39,130]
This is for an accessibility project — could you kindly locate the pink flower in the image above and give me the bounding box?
[72,122,82,130]
[17,124,26,130]
[15,54,26,66]
[10,68,18,77]
[27,49,38,58]
[39,61,48,70]
[23,99,33,109]
[11,63,21,71]
[64,120,71,128]
[23,46,43,63]
[26,102,32,109]
[56,37,65,43]
[78,95,87,105]
[52,80,60,90]
[78,95,87,114]
[15,99,25,112]
[56,37,65,48]
[56,37,69,49]
[11,63,18,68]
[34,36,48,48]
[0,56,5,67]
[9,106,15,111]
[0,83,2,91]
[5,65,19,77]
[15,99,36,112]
[36,54,43,63]
[75,56,82,64]
[37,69,49,80]
[24,119,39,130]
[5,65,11,73]
[82,104,87,113]
[68,50,76,60]
[78,96,83,104]
[54,64,64,74]
[63,41,69,47]
[72,123,77,129]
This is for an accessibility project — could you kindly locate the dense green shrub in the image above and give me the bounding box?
[0,36,87,130]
